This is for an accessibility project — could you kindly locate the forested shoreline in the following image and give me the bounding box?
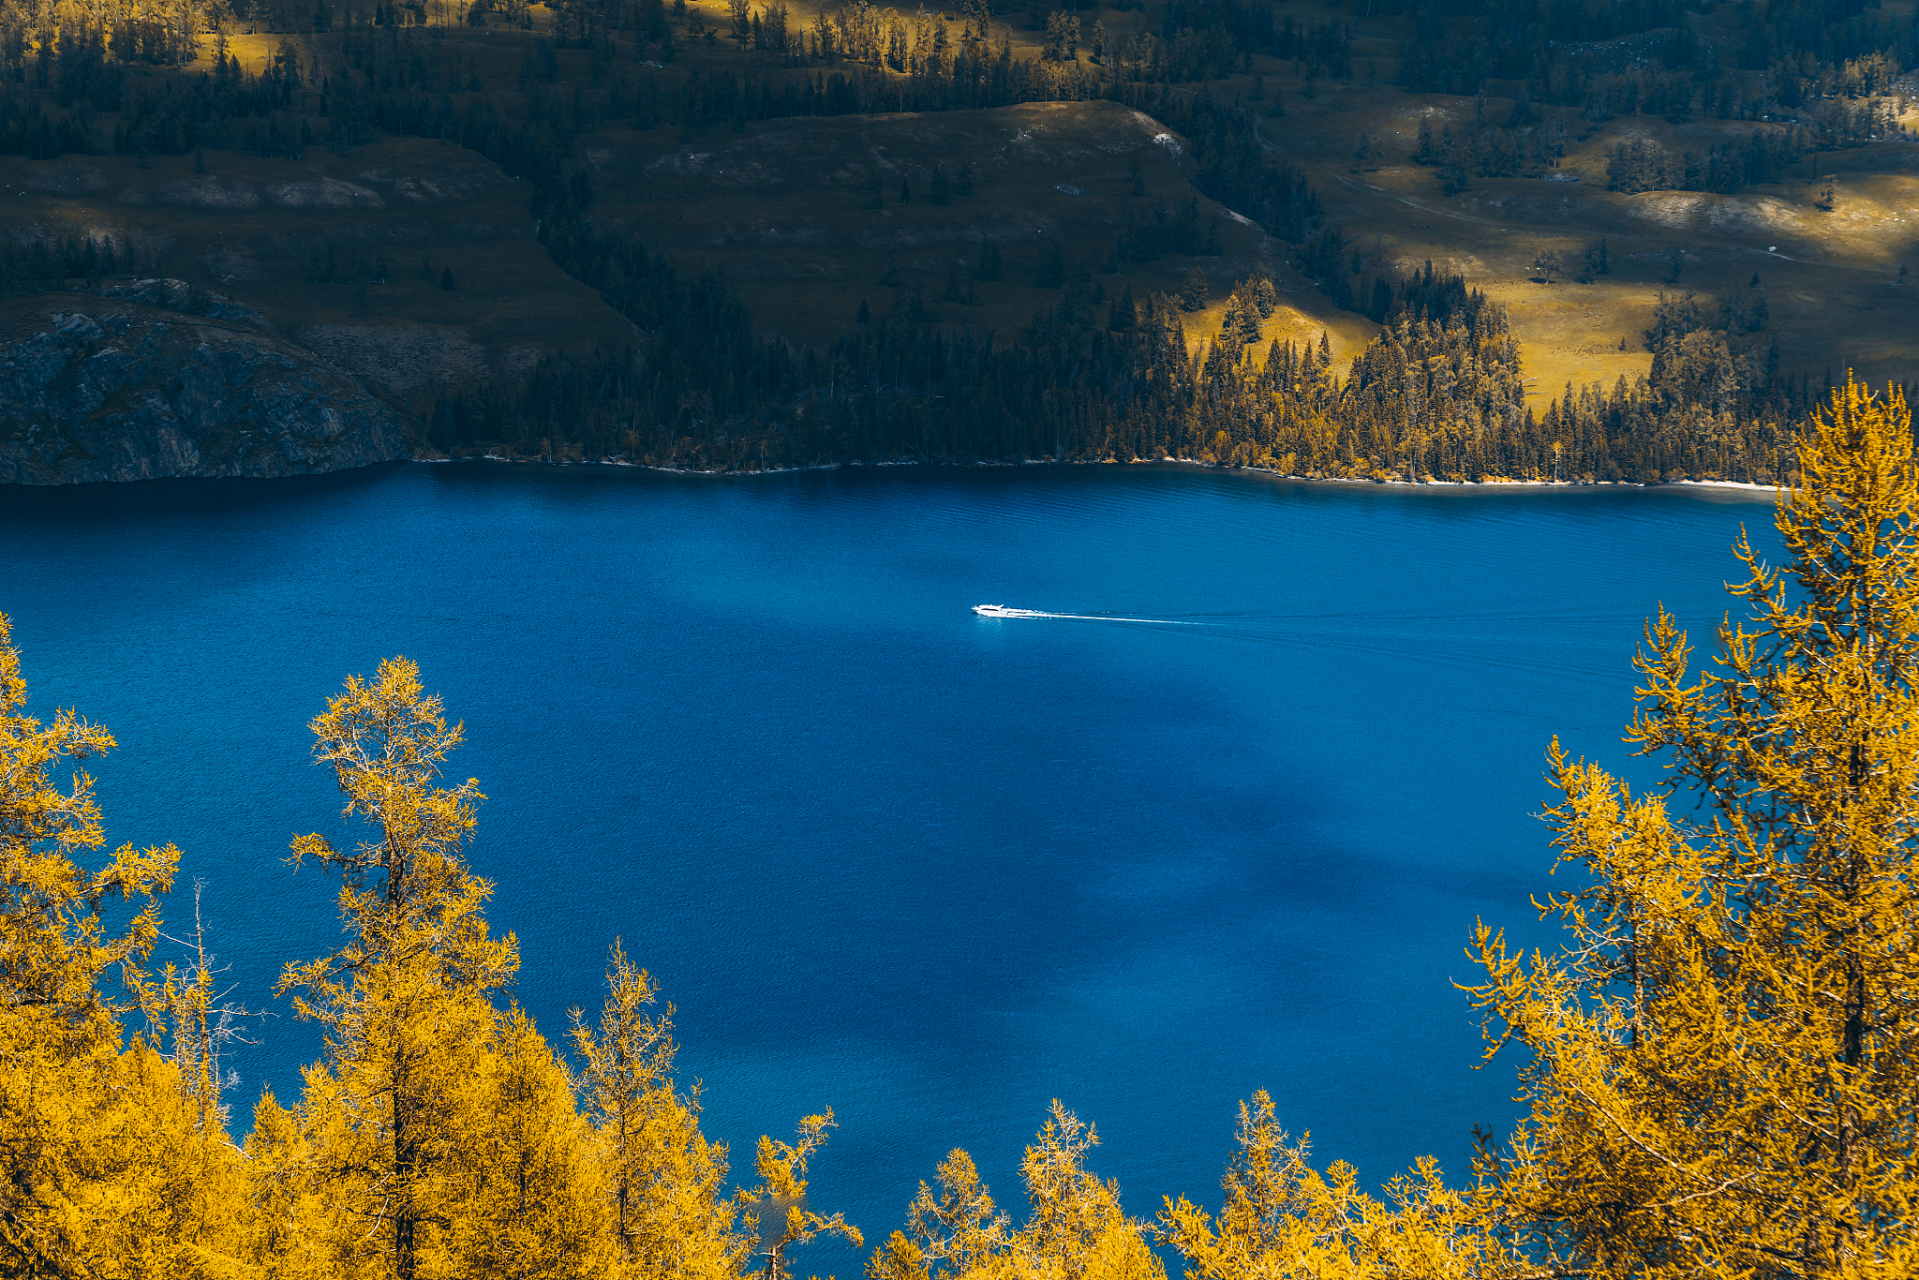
[429,258,1870,485]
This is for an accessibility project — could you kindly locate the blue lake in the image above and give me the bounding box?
[0,463,1776,1267]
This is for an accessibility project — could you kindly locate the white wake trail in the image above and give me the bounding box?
[973,605,1201,625]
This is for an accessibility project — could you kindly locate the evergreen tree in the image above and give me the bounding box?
[274,657,520,1280]
[974,240,1003,282]
[1160,1092,1523,1280]
[741,1112,862,1280]
[571,942,745,1278]
[1178,267,1209,312]
[1469,378,1919,1278]
[0,614,247,1279]
[870,1102,1164,1280]
[1035,238,1064,289]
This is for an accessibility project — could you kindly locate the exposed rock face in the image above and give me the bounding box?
[94,278,266,326]
[0,290,416,486]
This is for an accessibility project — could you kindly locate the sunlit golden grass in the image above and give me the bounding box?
[1231,72,1919,406]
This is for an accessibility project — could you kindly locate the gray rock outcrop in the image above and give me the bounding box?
[0,291,416,485]
[94,277,266,326]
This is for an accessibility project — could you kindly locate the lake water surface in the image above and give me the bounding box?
[0,463,1776,1266]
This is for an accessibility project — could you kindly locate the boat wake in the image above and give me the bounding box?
[969,602,1629,684]
[972,604,1199,625]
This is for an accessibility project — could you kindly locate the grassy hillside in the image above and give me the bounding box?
[582,98,1374,349]
[1261,74,1919,404]
[12,139,634,412]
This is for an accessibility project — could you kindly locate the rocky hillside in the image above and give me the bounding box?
[0,283,415,486]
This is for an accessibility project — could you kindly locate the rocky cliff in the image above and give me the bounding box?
[0,283,416,486]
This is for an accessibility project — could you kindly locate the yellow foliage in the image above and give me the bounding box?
[0,613,245,1278]
[571,940,749,1279]
[0,613,176,1055]
[452,1006,610,1278]
[906,1148,1012,1275]
[742,1110,864,1280]
[65,1040,255,1280]
[1467,376,1919,1279]
[262,658,729,1280]
[0,633,845,1280]
[872,1101,1163,1280]
[271,656,526,1280]
[245,1088,329,1280]
[1159,1092,1525,1280]
[1012,1102,1161,1280]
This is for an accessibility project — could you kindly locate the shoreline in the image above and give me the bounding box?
[430,452,1784,499]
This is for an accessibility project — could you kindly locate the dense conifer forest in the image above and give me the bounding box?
[0,0,1912,481]
[5,378,1919,1278]
[431,249,1857,481]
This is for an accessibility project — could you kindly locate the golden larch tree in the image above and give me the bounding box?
[570,940,747,1278]
[868,1147,1013,1280]
[0,613,247,1279]
[271,656,521,1280]
[869,1101,1164,1280]
[453,1005,608,1277]
[1158,1091,1526,1280]
[741,1110,864,1280]
[1468,376,1919,1279]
